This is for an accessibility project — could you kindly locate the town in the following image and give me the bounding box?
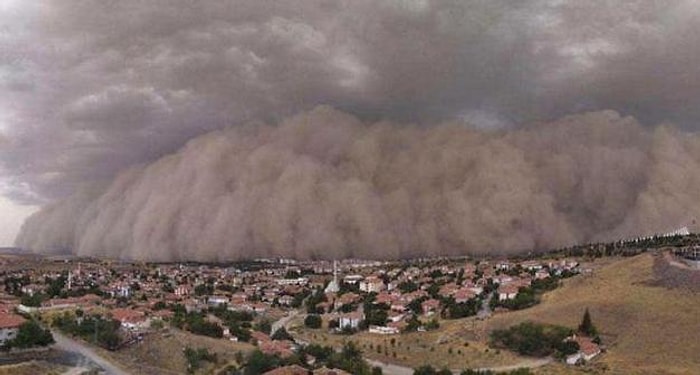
[0,247,609,375]
[2,232,700,374]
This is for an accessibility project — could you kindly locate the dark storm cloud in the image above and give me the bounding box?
[4,1,700,259]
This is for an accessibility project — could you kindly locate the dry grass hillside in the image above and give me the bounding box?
[0,361,68,375]
[487,253,700,375]
[97,328,254,375]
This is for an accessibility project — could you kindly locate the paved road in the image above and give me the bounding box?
[52,330,130,375]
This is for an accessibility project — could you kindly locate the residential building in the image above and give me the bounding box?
[0,312,25,345]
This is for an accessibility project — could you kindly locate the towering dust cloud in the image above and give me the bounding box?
[15,107,700,261]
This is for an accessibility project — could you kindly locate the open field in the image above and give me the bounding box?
[292,311,534,371]
[95,328,255,375]
[486,252,700,375]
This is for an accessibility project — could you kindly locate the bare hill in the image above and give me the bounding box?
[487,253,700,375]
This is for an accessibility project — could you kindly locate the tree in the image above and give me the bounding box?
[255,319,272,335]
[244,349,280,375]
[184,346,217,373]
[304,314,322,329]
[20,293,44,307]
[490,321,573,357]
[271,327,294,341]
[578,308,597,336]
[413,365,437,375]
[6,320,54,349]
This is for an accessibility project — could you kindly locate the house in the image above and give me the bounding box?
[521,261,543,271]
[496,261,512,270]
[338,312,364,330]
[260,339,296,357]
[565,335,601,365]
[421,299,440,316]
[111,308,148,331]
[277,278,308,286]
[387,311,405,323]
[534,269,550,280]
[174,285,190,296]
[278,295,294,306]
[207,295,229,306]
[453,288,477,303]
[368,325,400,335]
[0,312,26,345]
[107,283,132,298]
[374,292,396,305]
[343,274,364,285]
[497,284,519,301]
[359,276,386,293]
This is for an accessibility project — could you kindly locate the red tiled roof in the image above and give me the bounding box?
[260,340,295,357]
[0,312,26,329]
[110,308,145,323]
[251,330,271,343]
[575,336,600,356]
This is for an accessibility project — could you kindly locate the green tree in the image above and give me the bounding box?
[304,314,322,329]
[413,365,437,375]
[255,319,272,335]
[244,350,280,375]
[184,346,217,373]
[578,308,597,336]
[6,320,54,349]
[20,293,44,307]
[271,327,294,341]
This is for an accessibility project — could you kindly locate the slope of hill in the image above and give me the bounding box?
[487,253,700,375]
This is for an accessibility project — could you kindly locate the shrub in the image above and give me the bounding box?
[5,320,54,349]
[304,314,322,329]
[490,321,573,357]
[184,346,217,373]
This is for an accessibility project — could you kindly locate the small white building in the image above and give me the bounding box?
[368,325,399,335]
[276,277,308,286]
[343,274,364,285]
[208,296,229,306]
[565,335,601,365]
[497,284,519,301]
[359,277,386,293]
[338,312,364,330]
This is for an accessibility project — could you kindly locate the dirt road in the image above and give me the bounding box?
[366,356,552,375]
[52,330,130,375]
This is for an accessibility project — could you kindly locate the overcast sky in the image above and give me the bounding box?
[2,0,700,246]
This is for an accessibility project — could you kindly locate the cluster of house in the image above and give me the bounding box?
[0,255,586,365]
[2,257,580,332]
[315,258,579,334]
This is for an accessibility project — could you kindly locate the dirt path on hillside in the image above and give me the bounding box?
[52,331,130,375]
[366,356,552,375]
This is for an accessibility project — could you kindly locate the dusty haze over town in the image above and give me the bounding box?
[3,1,700,261]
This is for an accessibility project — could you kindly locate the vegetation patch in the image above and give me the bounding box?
[489,322,575,358]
